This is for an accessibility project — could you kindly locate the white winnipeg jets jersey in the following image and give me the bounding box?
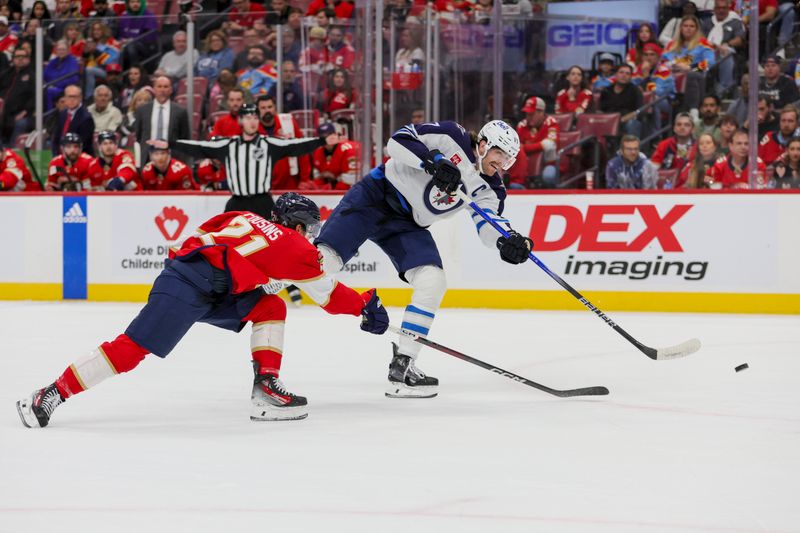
[384,121,509,248]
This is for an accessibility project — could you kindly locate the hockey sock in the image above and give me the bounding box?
[398,265,446,359]
[55,334,148,399]
[245,295,287,376]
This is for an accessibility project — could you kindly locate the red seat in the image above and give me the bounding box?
[174,93,204,114]
[14,133,30,149]
[674,72,687,93]
[208,110,229,130]
[657,168,679,189]
[191,111,202,139]
[526,151,543,177]
[290,109,320,131]
[208,93,225,115]
[576,113,621,142]
[330,108,356,124]
[177,77,209,96]
[551,113,573,132]
[558,131,582,157]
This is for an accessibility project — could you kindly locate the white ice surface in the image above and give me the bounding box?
[1,301,798,533]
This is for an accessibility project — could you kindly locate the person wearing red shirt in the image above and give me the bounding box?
[46,133,95,191]
[319,67,356,114]
[326,26,355,72]
[708,130,767,189]
[0,15,19,55]
[196,157,228,191]
[225,0,267,32]
[554,66,593,116]
[256,94,313,189]
[309,122,359,190]
[87,130,139,190]
[298,26,329,91]
[306,0,355,19]
[510,96,559,187]
[209,88,246,138]
[140,141,198,191]
[16,193,390,428]
[651,112,695,171]
[0,143,39,191]
[758,104,800,165]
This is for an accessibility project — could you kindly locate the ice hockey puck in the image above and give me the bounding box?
[735,363,749,372]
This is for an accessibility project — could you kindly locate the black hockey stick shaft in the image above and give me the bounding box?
[22,130,42,187]
[455,190,700,361]
[388,326,608,398]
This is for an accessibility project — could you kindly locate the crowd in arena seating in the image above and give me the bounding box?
[0,0,799,192]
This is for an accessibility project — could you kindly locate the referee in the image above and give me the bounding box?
[176,104,327,216]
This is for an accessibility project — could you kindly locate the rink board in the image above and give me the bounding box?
[1,191,799,313]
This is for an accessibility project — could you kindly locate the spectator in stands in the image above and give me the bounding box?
[776,0,797,49]
[707,129,767,188]
[759,104,800,165]
[327,25,355,72]
[555,65,593,116]
[267,59,305,112]
[233,28,267,73]
[140,140,198,190]
[309,122,359,190]
[27,1,52,25]
[210,87,245,138]
[89,0,118,34]
[134,75,190,160]
[726,72,749,125]
[286,7,303,39]
[599,63,644,138]
[46,132,95,191]
[694,93,721,141]
[279,26,301,66]
[158,31,197,81]
[48,0,80,41]
[717,113,738,154]
[0,15,19,55]
[760,54,799,110]
[314,7,335,29]
[676,132,720,188]
[748,95,780,137]
[0,47,35,146]
[44,39,80,110]
[88,129,139,190]
[118,85,151,146]
[63,21,85,58]
[52,84,95,156]
[224,0,266,33]
[0,141,39,191]
[661,14,715,118]
[319,67,356,115]
[514,96,558,187]
[627,22,661,67]
[82,26,121,98]
[632,43,675,131]
[703,0,745,97]
[605,135,658,189]
[88,84,122,132]
[196,30,234,87]
[299,26,329,80]
[659,1,698,47]
[592,53,617,91]
[306,0,355,19]
[265,0,291,24]
[237,46,278,97]
[410,108,424,125]
[209,68,242,111]
[742,0,778,55]
[117,0,158,71]
[103,63,124,105]
[256,93,313,189]
[395,26,424,71]
[651,112,695,170]
[19,18,53,60]
[773,137,800,188]
[120,64,147,109]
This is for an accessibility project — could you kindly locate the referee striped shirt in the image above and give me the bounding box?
[176,135,323,196]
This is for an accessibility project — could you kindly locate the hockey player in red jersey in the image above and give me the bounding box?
[309,122,360,190]
[87,130,139,190]
[140,140,198,190]
[46,133,95,191]
[196,156,228,191]
[0,143,39,191]
[708,130,767,189]
[16,193,390,427]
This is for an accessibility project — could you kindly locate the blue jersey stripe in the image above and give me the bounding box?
[401,322,430,335]
[406,305,435,318]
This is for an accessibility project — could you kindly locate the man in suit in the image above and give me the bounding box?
[51,84,95,156]
[134,76,191,163]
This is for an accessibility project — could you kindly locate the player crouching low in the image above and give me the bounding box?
[17,193,389,427]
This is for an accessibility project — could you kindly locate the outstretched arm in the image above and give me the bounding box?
[267,136,324,160]
[174,138,231,160]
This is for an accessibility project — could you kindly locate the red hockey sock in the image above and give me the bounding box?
[55,334,149,399]
[245,295,286,377]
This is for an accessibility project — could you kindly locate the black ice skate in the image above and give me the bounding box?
[285,284,303,307]
[17,383,65,428]
[251,365,308,421]
[386,343,438,399]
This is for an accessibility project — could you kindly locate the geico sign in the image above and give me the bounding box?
[547,23,630,47]
[529,204,693,252]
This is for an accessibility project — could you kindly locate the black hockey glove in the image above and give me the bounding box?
[422,149,461,194]
[360,289,389,335]
[496,231,533,265]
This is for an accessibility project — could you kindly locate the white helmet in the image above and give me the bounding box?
[477,120,520,171]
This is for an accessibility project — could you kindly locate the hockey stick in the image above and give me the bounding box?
[454,189,701,361]
[22,129,43,187]
[388,325,609,398]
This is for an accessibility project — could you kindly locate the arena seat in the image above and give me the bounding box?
[177,77,208,97]
[576,113,621,147]
[175,93,204,114]
[290,109,320,130]
[551,113,573,132]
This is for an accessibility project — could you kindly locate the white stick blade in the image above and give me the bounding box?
[656,338,701,360]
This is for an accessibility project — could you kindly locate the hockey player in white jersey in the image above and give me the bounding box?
[315,120,534,398]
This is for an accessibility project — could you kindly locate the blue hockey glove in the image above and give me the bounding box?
[497,231,533,265]
[360,289,389,335]
[106,177,126,191]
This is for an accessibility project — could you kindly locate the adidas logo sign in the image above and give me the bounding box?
[63,202,87,223]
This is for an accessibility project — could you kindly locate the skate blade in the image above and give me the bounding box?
[16,398,36,428]
[385,382,438,399]
[250,403,308,421]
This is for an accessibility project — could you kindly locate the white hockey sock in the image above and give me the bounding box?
[397,265,446,359]
[398,304,436,358]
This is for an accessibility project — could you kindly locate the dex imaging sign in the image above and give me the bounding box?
[546,0,659,71]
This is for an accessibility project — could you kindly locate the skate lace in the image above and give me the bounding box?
[38,387,63,417]
[269,377,293,397]
[406,362,426,380]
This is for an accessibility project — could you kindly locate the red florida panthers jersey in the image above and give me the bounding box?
[87,149,138,189]
[0,149,38,191]
[171,211,365,316]
[311,140,360,188]
[141,158,198,190]
[758,131,788,166]
[47,153,95,191]
[708,155,767,189]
